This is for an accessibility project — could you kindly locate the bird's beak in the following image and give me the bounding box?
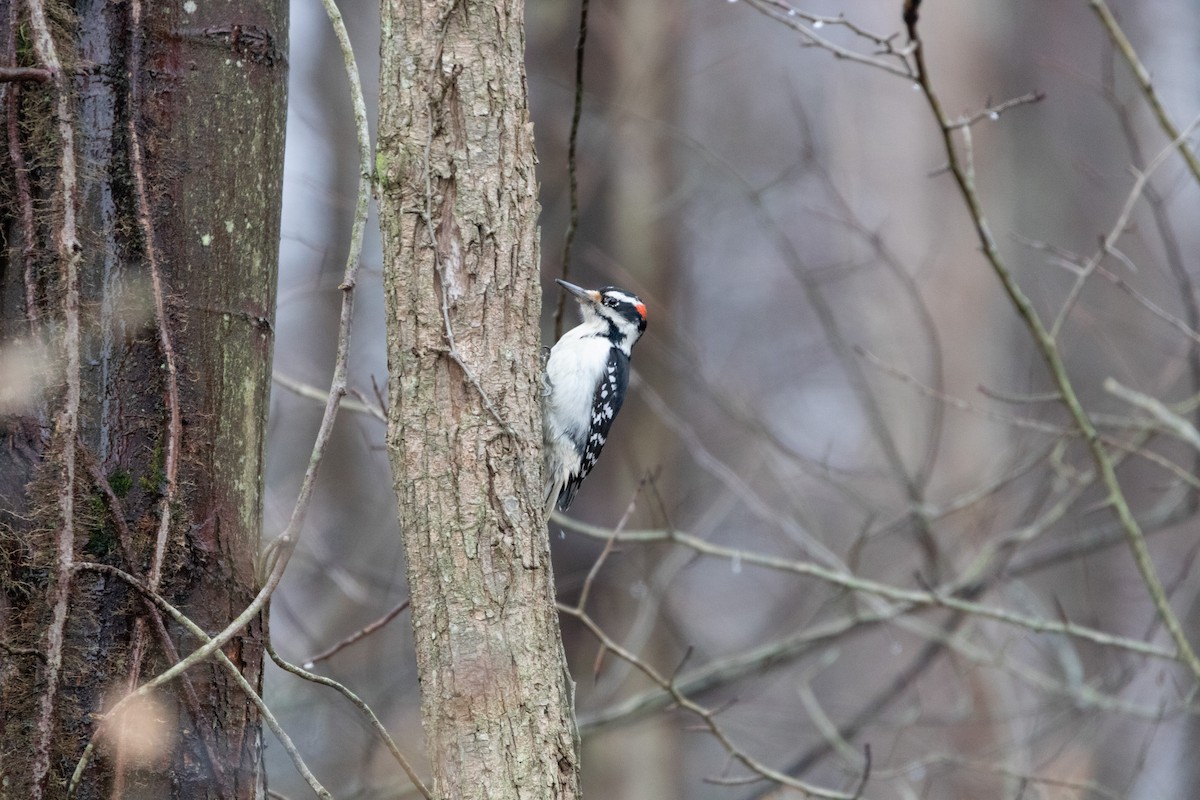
[556,279,600,304]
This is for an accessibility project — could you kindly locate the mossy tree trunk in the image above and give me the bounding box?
[0,2,286,797]
[377,0,581,797]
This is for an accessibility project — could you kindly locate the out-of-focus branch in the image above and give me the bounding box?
[874,752,1125,799]
[1105,378,1200,452]
[856,345,1070,436]
[667,78,947,580]
[1051,115,1200,338]
[70,564,333,800]
[558,517,1177,660]
[905,5,1200,684]
[273,371,386,421]
[1089,0,1200,186]
[560,601,867,799]
[267,638,432,799]
[302,598,410,668]
[575,409,1185,737]
[1102,59,1200,500]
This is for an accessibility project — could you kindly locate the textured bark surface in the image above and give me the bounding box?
[0,1,286,797]
[377,1,581,798]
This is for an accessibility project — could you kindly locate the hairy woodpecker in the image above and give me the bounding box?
[543,279,648,514]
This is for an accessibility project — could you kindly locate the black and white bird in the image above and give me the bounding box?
[543,279,648,514]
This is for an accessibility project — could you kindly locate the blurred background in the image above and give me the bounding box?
[265,1,1200,797]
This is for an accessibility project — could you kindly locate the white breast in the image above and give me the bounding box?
[544,327,609,444]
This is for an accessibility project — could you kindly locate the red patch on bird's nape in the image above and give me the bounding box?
[635,302,647,320]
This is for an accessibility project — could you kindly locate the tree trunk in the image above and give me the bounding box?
[0,2,286,797]
[377,1,581,798]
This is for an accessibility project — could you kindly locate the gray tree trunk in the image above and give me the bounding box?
[377,1,582,797]
[0,2,286,797]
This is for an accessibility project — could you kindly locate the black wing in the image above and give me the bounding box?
[557,348,630,510]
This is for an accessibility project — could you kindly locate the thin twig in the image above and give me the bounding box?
[1089,0,1200,186]
[1051,115,1200,338]
[128,0,182,595]
[554,0,590,340]
[742,0,915,80]
[946,91,1045,130]
[0,66,52,82]
[560,602,864,799]
[302,599,410,668]
[273,371,386,421]
[906,7,1200,683]
[267,638,432,799]
[557,518,1178,662]
[69,564,333,800]
[1105,378,1200,452]
[1016,233,1200,347]
[0,639,46,661]
[872,753,1123,800]
[1103,59,1200,496]
[575,480,644,614]
[856,345,1071,436]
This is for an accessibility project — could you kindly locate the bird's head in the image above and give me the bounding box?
[557,279,647,351]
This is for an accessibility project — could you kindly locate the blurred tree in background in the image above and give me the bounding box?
[0,0,285,797]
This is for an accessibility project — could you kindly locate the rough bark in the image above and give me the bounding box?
[377,1,581,798]
[0,1,286,797]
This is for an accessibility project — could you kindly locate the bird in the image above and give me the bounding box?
[543,279,647,515]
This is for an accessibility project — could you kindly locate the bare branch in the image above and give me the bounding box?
[945,91,1046,130]
[559,519,1179,660]
[561,602,866,799]
[906,6,1200,685]
[1051,114,1200,338]
[1105,378,1200,452]
[743,0,915,80]
[1090,0,1200,186]
[268,638,433,799]
[0,66,52,82]
[69,565,333,800]
[554,0,590,340]
[273,371,387,421]
[302,599,410,668]
[26,0,83,792]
